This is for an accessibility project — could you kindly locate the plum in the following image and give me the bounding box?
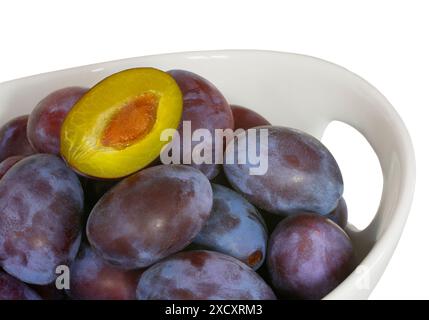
[60,69,182,179]
[0,155,24,179]
[0,154,84,284]
[267,213,354,299]
[168,70,234,179]
[27,87,87,155]
[87,164,213,269]
[193,184,267,269]
[224,126,343,215]
[137,250,276,300]
[231,104,271,130]
[69,244,141,300]
[0,115,35,161]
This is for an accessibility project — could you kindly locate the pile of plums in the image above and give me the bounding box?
[0,68,355,300]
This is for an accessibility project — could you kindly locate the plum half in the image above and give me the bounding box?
[61,68,183,179]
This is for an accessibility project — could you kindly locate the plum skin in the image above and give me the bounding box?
[231,104,271,130]
[168,70,234,179]
[224,126,343,215]
[27,87,87,155]
[267,213,354,299]
[0,155,24,179]
[193,183,268,270]
[0,154,84,285]
[137,250,276,300]
[0,271,41,300]
[0,115,35,162]
[87,164,213,269]
[69,244,142,300]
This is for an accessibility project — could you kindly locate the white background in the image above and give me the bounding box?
[0,0,427,299]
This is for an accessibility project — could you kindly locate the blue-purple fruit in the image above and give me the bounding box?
[87,165,213,269]
[224,126,343,215]
[168,70,234,179]
[137,250,276,300]
[0,271,41,300]
[0,154,84,285]
[267,213,354,299]
[194,184,267,270]
[0,115,35,161]
[27,87,88,155]
[69,244,141,300]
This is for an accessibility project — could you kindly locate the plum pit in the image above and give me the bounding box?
[101,92,159,150]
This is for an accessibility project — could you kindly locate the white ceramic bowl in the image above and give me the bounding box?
[0,50,415,299]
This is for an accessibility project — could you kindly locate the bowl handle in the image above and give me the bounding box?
[322,84,415,299]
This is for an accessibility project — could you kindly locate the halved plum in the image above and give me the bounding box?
[61,68,183,179]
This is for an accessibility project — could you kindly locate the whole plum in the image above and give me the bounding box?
[137,250,276,300]
[267,213,354,299]
[0,115,35,161]
[69,244,141,300]
[167,70,234,179]
[231,104,271,130]
[224,126,343,215]
[27,87,87,155]
[87,164,213,269]
[0,154,84,285]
